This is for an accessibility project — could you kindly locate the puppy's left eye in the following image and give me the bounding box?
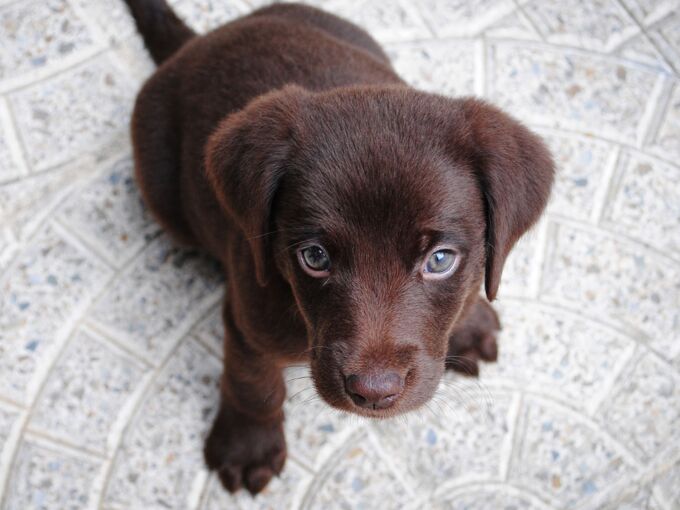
[423,249,458,278]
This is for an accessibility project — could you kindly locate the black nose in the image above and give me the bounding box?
[344,371,404,410]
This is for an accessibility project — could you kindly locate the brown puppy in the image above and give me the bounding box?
[123,0,554,495]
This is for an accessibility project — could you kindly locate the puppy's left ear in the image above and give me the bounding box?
[205,85,308,286]
[454,98,554,301]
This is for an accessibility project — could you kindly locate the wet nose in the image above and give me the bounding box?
[344,371,404,410]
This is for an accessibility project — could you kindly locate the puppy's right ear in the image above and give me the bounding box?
[205,85,308,286]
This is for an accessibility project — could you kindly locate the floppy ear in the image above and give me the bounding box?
[205,85,308,286]
[456,98,554,301]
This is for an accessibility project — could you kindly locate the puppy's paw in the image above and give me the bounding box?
[446,298,500,377]
[204,405,286,495]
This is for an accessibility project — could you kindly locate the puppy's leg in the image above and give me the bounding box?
[204,306,286,495]
[446,297,500,376]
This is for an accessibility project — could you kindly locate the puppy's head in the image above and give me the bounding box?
[206,85,553,417]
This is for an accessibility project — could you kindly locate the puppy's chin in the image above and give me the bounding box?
[309,356,445,419]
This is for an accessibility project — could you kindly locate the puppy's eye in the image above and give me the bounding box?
[298,245,331,277]
[423,249,458,279]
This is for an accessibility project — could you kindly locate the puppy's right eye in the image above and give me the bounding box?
[298,245,331,277]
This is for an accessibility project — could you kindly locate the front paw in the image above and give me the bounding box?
[204,405,286,495]
[446,298,500,376]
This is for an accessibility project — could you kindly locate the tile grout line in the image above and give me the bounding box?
[585,341,638,418]
[589,145,622,225]
[498,391,523,482]
[636,75,674,149]
[94,290,223,510]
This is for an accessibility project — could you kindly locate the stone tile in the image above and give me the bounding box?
[283,366,356,470]
[28,328,149,454]
[372,390,512,493]
[8,56,134,172]
[190,304,224,358]
[482,9,541,41]
[103,339,221,510]
[490,43,658,144]
[655,459,680,509]
[497,224,542,298]
[0,162,88,241]
[171,0,249,33]
[417,0,516,38]
[596,352,680,462]
[649,82,680,161]
[70,0,137,44]
[619,0,678,25]
[0,99,25,183]
[0,224,111,404]
[0,0,98,82]
[540,222,680,359]
[3,439,101,510]
[601,151,680,256]
[386,40,476,97]
[323,0,431,44]
[485,302,632,411]
[614,34,673,73]
[522,0,638,52]
[301,433,411,509]
[89,235,222,360]
[200,460,310,510]
[56,156,159,267]
[540,130,612,221]
[510,398,636,508]
[424,488,551,510]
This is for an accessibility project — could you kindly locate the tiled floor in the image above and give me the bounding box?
[0,0,679,508]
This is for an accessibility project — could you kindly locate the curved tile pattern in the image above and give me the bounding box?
[0,0,678,508]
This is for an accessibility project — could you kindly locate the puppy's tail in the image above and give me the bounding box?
[123,0,195,65]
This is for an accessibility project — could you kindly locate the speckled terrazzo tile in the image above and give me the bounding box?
[601,150,680,256]
[88,235,222,360]
[28,328,150,455]
[0,100,25,183]
[613,34,674,73]
[8,55,134,172]
[595,351,680,462]
[0,0,99,83]
[489,42,658,144]
[171,0,249,32]
[422,486,552,510]
[619,0,678,25]
[283,366,357,470]
[509,398,637,508]
[648,13,680,69]
[322,0,431,44]
[540,222,680,359]
[481,9,541,40]
[655,459,680,509]
[3,438,102,510]
[70,0,138,44]
[496,224,542,298]
[200,460,310,510]
[0,162,88,240]
[56,156,159,267]
[103,339,221,510]
[539,130,613,221]
[371,390,512,494]
[386,40,476,97]
[189,304,224,358]
[0,224,112,404]
[485,302,633,411]
[648,82,680,161]
[416,0,515,37]
[522,0,638,52]
[301,432,412,510]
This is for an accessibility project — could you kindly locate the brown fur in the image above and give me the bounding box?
[124,0,554,495]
